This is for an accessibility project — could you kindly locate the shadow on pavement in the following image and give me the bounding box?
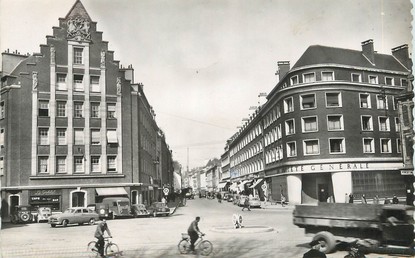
[1,222,31,230]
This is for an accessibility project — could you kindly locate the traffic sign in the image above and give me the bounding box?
[163,188,169,195]
[261,184,267,190]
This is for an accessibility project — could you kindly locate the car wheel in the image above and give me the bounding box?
[51,224,56,228]
[62,219,69,227]
[20,213,30,222]
[88,218,95,225]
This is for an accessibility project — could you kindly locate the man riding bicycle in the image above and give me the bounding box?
[94,219,112,257]
[187,216,204,253]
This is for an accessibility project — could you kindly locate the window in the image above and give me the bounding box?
[395,117,400,132]
[327,115,343,131]
[73,74,84,91]
[380,139,391,153]
[108,156,117,172]
[285,119,295,135]
[0,102,4,119]
[321,71,334,81]
[56,128,67,145]
[303,140,319,155]
[91,103,100,118]
[378,117,390,131]
[74,157,84,173]
[385,77,394,86]
[290,76,298,85]
[286,141,296,157]
[74,129,84,145]
[329,138,345,154]
[284,97,294,113]
[74,102,83,118]
[38,157,48,174]
[39,100,49,117]
[302,116,317,132]
[300,94,316,109]
[90,76,100,92]
[56,156,66,174]
[56,74,67,90]
[107,130,118,144]
[107,103,116,118]
[91,129,100,145]
[303,73,315,83]
[71,191,85,207]
[0,128,4,148]
[397,139,401,153]
[359,93,371,108]
[363,138,374,153]
[376,95,388,109]
[401,78,408,86]
[73,48,83,65]
[39,128,49,145]
[91,156,100,173]
[392,96,399,110]
[326,92,341,107]
[276,106,281,118]
[0,157,3,176]
[368,75,378,84]
[56,101,66,117]
[351,73,361,82]
[276,124,282,139]
[361,116,373,131]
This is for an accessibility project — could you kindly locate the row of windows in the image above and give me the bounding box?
[284,71,407,88]
[38,128,118,145]
[230,124,262,156]
[230,141,263,167]
[235,160,264,176]
[38,155,117,174]
[39,100,116,119]
[56,73,101,92]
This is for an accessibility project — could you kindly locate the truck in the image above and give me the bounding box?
[94,197,132,219]
[293,203,414,254]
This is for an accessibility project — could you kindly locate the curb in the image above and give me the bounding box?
[210,225,274,234]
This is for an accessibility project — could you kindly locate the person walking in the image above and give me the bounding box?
[360,194,367,204]
[241,196,251,211]
[392,195,399,204]
[373,195,380,204]
[348,193,354,203]
[318,189,329,203]
[187,216,204,253]
[94,219,112,257]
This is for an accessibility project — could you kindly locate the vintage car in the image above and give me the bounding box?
[10,205,37,224]
[227,195,234,202]
[35,207,52,223]
[147,202,170,217]
[131,204,150,218]
[249,197,262,208]
[48,207,99,227]
[87,203,111,220]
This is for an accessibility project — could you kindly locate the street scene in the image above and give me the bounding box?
[0,0,414,258]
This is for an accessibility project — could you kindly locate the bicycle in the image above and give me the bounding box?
[87,237,122,257]
[178,233,213,256]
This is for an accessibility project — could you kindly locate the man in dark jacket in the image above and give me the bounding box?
[187,216,203,253]
[94,219,112,257]
[303,240,327,258]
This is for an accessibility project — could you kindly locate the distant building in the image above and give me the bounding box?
[228,40,412,204]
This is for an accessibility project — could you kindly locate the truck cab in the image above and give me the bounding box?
[98,197,132,219]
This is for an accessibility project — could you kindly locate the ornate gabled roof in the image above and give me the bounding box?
[65,0,91,21]
[64,0,92,42]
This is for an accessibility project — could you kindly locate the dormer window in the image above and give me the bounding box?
[322,71,334,81]
[368,75,378,84]
[303,73,315,83]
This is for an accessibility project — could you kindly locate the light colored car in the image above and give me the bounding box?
[48,207,99,227]
[249,197,261,208]
[131,204,150,218]
[147,202,170,217]
[36,207,52,223]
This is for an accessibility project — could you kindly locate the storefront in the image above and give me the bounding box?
[29,189,62,211]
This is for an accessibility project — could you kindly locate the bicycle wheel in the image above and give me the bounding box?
[199,240,213,256]
[178,239,189,254]
[105,243,119,256]
[87,241,98,257]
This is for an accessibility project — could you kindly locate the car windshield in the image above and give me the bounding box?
[64,208,76,213]
[154,203,164,208]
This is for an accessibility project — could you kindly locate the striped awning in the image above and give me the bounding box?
[95,187,128,196]
[249,179,264,188]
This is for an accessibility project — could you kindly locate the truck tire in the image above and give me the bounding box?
[313,231,336,254]
[20,213,30,222]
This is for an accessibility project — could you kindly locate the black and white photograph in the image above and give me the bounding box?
[0,0,414,257]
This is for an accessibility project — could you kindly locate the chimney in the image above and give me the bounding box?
[361,39,375,64]
[276,61,290,81]
[392,44,411,70]
[123,64,134,83]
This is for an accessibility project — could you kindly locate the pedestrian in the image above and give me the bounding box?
[303,240,327,258]
[319,189,329,203]
[373,195,379,204]
[406,189,413,206]
[348,193,354,203]
[360,194,367,204]
[94,219,112,257]
[384,197,390,204]
[344,241,366,258]
[242,196,251,211]
[281,194,286,207]
[187,216,204,254]
[345,193,348,203]
[392,195,399,204]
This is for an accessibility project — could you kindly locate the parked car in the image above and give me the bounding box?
[87,203,111,220]
[98,197,132,219]
[48,207,99,227]
[35,207,52,223]
[249,197,261,208]
[147,202,170,217]
[131,204,150,218]
[199,190,207,198]
[10,205,37,224]
[185,191,195,199]
[227,195,234,202]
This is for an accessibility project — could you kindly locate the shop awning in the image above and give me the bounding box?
[96,187,128,196]
[249,179,264,188]
[217,182,229,188]
[107,130,118,144]
[229,182,238,191]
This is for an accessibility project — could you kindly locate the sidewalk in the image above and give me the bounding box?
[260,201,294,210]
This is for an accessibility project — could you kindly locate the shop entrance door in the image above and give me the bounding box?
[318,184,329,202]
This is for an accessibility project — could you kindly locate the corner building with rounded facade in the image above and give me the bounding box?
[229,40,412,204]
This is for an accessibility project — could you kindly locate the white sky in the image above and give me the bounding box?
[0,0,413,170]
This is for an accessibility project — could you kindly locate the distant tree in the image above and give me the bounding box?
[206,158,220,167]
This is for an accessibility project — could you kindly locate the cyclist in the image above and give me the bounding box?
[187,216,204,253]
[94,219,112,257]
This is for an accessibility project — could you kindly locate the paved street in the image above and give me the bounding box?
[0,198,410,258]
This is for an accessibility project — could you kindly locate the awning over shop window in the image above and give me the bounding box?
[229,183,238,191]
[107,130,118,144]
[249,179,264,188]
[217,182,229,188]
[96,187,128,196]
